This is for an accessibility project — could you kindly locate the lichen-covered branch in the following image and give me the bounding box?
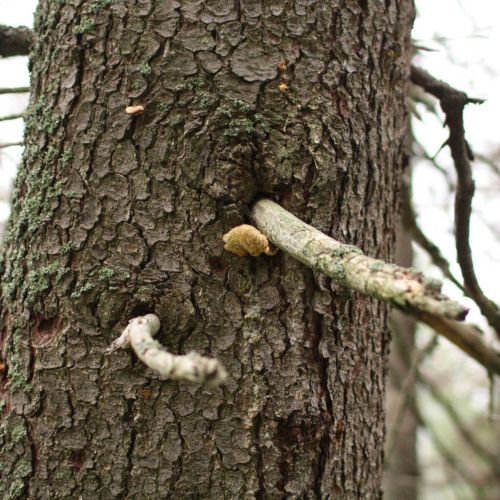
[107,314,227,386]
[0,25,33,57]
[251,198,467,321]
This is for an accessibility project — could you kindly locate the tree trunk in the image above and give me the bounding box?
[0,1,414,498]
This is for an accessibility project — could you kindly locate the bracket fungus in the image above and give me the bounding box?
[125,104,145,115]
[222,224,278,257]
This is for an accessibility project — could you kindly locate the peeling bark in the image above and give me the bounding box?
[0,0,414,498]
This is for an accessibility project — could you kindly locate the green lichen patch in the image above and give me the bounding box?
[329,244,363,259]
[89,0,112,13]
[369,260,385,272]
[60,241,77,255]
[3,325,31,393]
[74,17,95,35]
[224,118,255,138]
[24,97,61,135]
[138,63,152,76]
[4,142,64,245]
[60,148,73,166]
[70,267,116,301]
[194,91,216,109]
[70,281,95,300]
[213,98,272,140]
[25,262,70,306]
[97,267,115,282]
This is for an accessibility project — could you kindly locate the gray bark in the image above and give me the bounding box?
[0,1,414,498]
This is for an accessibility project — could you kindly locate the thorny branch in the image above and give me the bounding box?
[411,65,500,338]
[0,25,33,58]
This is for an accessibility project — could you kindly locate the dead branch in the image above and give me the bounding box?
[247,199,500,374]
[401,181,465,293]
[416,312,500,375]
[411,65,500,338]
[0,87,30,95]
[251,198,467,320]
[106,314,227,386]
[0,113,24,122]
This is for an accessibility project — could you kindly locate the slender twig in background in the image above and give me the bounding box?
[401,181,465,293]
[420,410,486,500]
[0,25,33,57]
[390,361,487,499]
[415,312,500,375]
[413,140,455,191]
[386,334,438,461]
[408,83,439,121]
[0,142,23,149]
[418,371,500,473]
[0,87,30,95]
[476,152,500,179]
[411,65,500,338]
[0,113,24,122]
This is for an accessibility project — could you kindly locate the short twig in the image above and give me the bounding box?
[107,314,227,386]
[0,113,24,122]
[0,87,30,95]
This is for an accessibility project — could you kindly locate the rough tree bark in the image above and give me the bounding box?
[0,1,414,498]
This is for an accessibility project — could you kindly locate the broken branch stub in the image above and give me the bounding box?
[107,314,227,386]
[251,198,468,321]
